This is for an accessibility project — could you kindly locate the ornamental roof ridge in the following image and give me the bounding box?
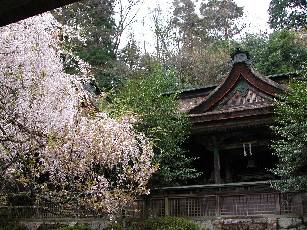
[231,48,251,65]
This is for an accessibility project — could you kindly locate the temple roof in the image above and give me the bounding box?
[0,0,79,26]
[180,51,290,133]
[179,74,296,113]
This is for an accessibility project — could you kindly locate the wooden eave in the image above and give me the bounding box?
[179,85,217,100]
[190,105,274,134]
[0,0,79,26]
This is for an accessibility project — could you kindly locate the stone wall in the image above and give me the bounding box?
[17,216,307,230]
[195,216,307,230]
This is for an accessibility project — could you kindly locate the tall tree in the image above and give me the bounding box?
[54,0,118,90]
[119,33,141,71]
[172,0,201,51]
[199,0,244,40]
[113,0,144,54]
[55,0,118,89]
[168,0,244,87]
[269,0,307,30]
[151,5,176,62]
[55,0,144,90]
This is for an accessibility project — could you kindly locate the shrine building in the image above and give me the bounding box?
[130,50,307,229]
[181,50,284,185]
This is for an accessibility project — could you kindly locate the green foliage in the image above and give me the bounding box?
[108,65,200,186]
[271,71,307,191]
[269,0,307,30]
[128,216,201,230]
[118,34,141,73]
[54,0,119,90]
[239,30,307,75]
[56,224,91,230]
[172,0,200,41]
[104,223,123,230]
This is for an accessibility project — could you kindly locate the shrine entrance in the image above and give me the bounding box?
[188,126,278,185]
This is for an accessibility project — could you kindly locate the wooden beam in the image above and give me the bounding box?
[152,180,272,191]
[218,140,269,150]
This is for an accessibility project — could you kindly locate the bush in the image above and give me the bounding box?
[104,223,123,230]
[0,222,28,230]
[128,216,201,230]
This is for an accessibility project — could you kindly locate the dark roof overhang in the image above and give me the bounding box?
[0,0,79,26]
[190,105,274,134]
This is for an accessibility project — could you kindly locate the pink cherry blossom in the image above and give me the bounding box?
[0,13,156,216]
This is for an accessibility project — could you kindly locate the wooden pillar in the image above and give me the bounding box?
[275,193,281,215]
[213,137,221,184]
[213,147,221,184]
[164,197,169,216]
[144,197,150,218]
[296,193,304,215]
[216,195,221,216]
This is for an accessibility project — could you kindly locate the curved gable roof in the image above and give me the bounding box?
[189,52,285,114]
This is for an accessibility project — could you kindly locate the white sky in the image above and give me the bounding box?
[118,0,272,52]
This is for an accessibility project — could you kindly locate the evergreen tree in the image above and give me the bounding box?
[54,0,119,90]
[172,0,201,50]
[119,33,141,71]
[199,0,244,40]
[169,0,244,87]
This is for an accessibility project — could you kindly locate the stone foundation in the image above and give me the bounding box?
[195,216,307,230]
[17,216,307,229]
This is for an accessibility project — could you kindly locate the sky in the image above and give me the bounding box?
[117,0,272,52]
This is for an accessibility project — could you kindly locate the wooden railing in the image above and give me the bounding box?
[127,192,304,219]
[1,182,305,220]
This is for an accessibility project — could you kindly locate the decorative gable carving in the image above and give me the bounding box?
[213,79,272,111]
[226,90,264,106]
